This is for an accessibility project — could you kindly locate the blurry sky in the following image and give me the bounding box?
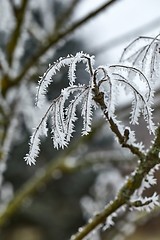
[74,0,160,63]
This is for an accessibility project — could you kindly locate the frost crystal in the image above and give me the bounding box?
[137,164,160,195]
[25,53,95,165]
[131,193,159,212]
[120,34,160,82]
[25,48,156,164]
[130,164,160,213]
[36,52,94,108]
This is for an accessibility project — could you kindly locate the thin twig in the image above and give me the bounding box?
[6,0,29,66]
[1,0,118,95]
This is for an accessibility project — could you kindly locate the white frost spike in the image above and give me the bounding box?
[24,128,41,166]
[68,51,95,85]
[24,104,51,165]
[107,79,117,119]
[120,36,153,63]
[68,52,82,85]
[51,100,67,149]
[120,34,160,85]
[97,63,154,133]
[103,209,120,231]
[36,52,95,108]
[36,55,73,108]
[107,65,155,134]
[137,163,160,195]
[131,193,159,212]
[81,88,94,135]
[65,87,88,142]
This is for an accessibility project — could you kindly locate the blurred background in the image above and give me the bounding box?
[0,0,160,239]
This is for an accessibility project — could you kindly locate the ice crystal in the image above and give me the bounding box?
[131,193,159,212]
[25,53,95,165]
[120,34,160,84]
[137,164,160,195]
[25,47,156,164]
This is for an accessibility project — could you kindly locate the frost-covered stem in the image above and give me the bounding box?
[72,198,125,240]
[1,0,118,96]
[107,116,145,160]
[71,126,160,240]
[93,87,145,160]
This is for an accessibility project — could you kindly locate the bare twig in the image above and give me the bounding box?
[1,0,118,95]
[54,0,81,31]
[6,0,29,66]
